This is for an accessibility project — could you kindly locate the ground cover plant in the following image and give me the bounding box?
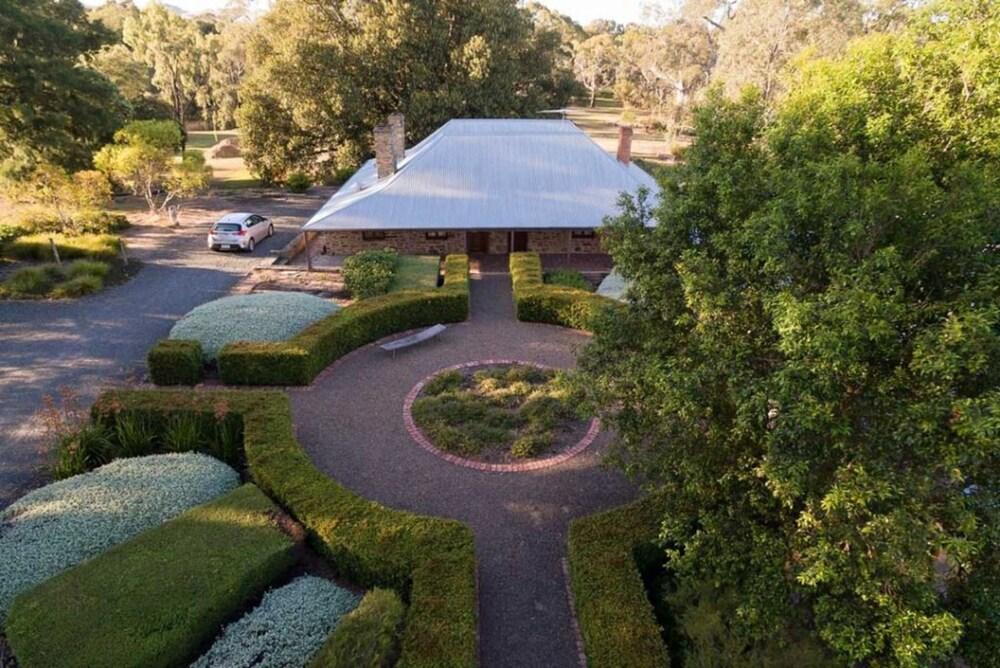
[0,259,111,299]
[5,485,297,668]
[169,292,339,362]
[389,255,440,293]
[411,363,586,460]
[0,453,239,622]
[192,575,360,668]
[1,233,119,262]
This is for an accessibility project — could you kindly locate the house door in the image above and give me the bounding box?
[467,231,490,253]
[512,231,528,252]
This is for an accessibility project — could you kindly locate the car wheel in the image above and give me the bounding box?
[267,224,274,238]
[247,238,255,252]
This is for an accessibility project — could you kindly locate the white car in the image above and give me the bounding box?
[207,213,274,252]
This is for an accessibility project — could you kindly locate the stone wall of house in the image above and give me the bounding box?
[315,231,467,256]
[569,232,604,253]
[525,231,570,253]
[488,231,510,254]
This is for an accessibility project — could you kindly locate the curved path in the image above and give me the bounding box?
[290,273,636,668]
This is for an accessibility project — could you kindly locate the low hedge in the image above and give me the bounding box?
[218,254,469,386]
[2,233,120,262]
[567,494,670,668]
[86,389,478,668]
[509,252,617,331]
[311,588,406,667]
[147,339,204,385]
[6,484,297,668]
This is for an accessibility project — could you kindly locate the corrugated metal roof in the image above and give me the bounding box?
[302,119,660,232]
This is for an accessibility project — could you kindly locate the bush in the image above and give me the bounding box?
[193,576,360,668]
[88,389,478,668]
[285,170,313,193]
[544,269,591,291]
[567,495,670,668]
[2,233,119,262]
[0,260,110,299]
[218,254,469,386]
[0,453,240,622]
[49,273,103,298]
[310,588,406,668]
[510,252,618,331]
[0,223,25,245]
[6,484,296,668]
[343,249,398,299]
[148,339,204,385]
[169,292,339,362]
[3,266,55,296]
[73,210,130,234]
[66,259,110,278]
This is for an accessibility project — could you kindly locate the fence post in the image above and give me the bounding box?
[49,237,61,265]
[119,238,129,266]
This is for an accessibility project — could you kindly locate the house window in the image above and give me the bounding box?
[425,231,449,240]
[571,229,596,239]
[362,231,386,241]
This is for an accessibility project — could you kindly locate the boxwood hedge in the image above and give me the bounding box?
[147,339,204,385]
[567,494,670,668]
[509,252,617,331]
[85,388,477,668]
[216,253,469,386]
[310,588,406,668]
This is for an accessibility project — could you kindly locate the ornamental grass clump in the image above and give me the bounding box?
[192,576,361,668]
[0,452,239,621]
[169,292,339,362]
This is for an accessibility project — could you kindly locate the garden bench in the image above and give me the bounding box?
[379,323,447,357]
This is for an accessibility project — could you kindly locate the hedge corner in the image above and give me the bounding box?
[148,339,204,386]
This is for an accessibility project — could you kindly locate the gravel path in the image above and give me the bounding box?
[290,273,636,668]
[0,190,332,507]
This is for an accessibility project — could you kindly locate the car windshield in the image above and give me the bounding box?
[214,223,242,232]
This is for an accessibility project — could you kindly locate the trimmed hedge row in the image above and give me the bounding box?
[509,252,618,331]
[147,339,204,385]
[214,253,469,386]
[310,588,406,667]
[567,494,670,668]
[6,484,296,668]
[87,389,478,668]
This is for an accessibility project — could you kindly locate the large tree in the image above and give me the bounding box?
[573,34,619,107]
[580,1,1000,665]
[238,0,578,182]
[0,0,127,175]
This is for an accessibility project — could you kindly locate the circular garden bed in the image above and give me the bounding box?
[404,361,600,471]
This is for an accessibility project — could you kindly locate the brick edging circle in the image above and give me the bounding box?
[402,359,601,473]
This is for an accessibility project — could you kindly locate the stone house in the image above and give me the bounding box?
[300,114,659,258]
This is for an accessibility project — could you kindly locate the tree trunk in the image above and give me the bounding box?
[589,86,597,108]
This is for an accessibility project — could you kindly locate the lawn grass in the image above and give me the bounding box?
[6,484,297,668]
[185,130,239,151]
[388,255,440,293]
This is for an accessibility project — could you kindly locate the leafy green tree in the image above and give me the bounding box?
[238,0,578,182]
[87,43,154,105]
[579,2,1000,666]
[2,164,112,231]
[0,0,127,174]
[573,34,619,107]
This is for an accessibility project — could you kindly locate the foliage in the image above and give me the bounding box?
[510,252,618,330]
[412,364,579,459]
[0,260,113,300]
[113,119,182,152]
[579,4,1000,665]
[544,269,591,291]
[169,292,339,362]
[89,388,479,668]
[1,233,119,262]
[5,484,296,668]
[0,224,24,246]
[0,0,127,175]
[343,249,399,299]
[0,453,239,622]
[238,0,577,181]
[192,576,360,668]
[388,255,441,293]
[574,34,618,107]
[310,588,406,668]
[217,255,469,385]
[1,164,114,233]
[148,339,204,386]
[567,495,671,668]
[285,170,312,193]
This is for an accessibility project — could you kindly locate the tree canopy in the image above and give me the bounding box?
[237,0,579,182]
[579,1,1000,665]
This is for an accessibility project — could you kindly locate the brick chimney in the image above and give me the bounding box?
[616,125,633,165]
[373,124,395,179]
[387,112,405,163]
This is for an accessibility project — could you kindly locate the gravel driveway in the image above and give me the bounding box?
[0,189,333,508]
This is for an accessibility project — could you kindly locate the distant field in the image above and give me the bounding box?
[564,93,674,164]
[186,130,261,189]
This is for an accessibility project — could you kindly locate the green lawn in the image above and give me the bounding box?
[6,484,296,668]
[389,255,441,292]
[185,130,238,151]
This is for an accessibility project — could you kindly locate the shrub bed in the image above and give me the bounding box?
[0,259,112,299]
[218,254,469,386]
[170,292,340,362]
[510,253,618,331]
[0,453,239,622]
[2,233,119,262]
[193,576,360,668]
[343,249,398,298]
[86,389,478,668]
[5,484,296,668]
[147,339,204,385]
[310,588,406,668]
[567,494,670,668]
